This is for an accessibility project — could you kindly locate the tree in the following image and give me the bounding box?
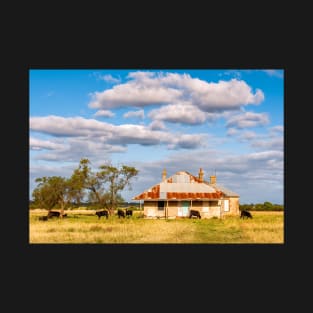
[73,158,139,215]
[32,176,72,217]
[32,158,139,215]
[263,201,273,210]
[98,164,139,214]
[68,161,89,206]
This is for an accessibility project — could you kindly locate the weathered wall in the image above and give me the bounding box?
[144,201,159,217]
[222,197,240,216]
[143,200,230,219]
[167,202,178,218]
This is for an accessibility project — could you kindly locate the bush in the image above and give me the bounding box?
[240,202,283,211]
[127,206,138,211]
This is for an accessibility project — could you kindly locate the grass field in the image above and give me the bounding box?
[29,209,284,244]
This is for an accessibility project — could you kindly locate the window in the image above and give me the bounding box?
[202,201,209,212]
[210,201,218,206]
[158,201,165,211]
[224,200,229,212]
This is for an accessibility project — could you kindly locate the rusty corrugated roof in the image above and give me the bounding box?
[204,182,239,197]
[132,170,236,200]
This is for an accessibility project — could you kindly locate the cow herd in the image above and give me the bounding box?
[38,208,253,221]
[95,208,133,219]
[189,209,253,219]
[38,208,134,221]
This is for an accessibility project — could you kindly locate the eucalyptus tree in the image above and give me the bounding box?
[32,176,72,216]
[73,158,139,214]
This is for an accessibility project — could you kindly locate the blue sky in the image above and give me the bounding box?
[29,69,284,204]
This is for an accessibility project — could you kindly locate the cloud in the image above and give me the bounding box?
[262,70,284,78]
[269,125,284,134]
[30,115,208,155]
[218,70,242,79]
[30,116,115,137]
[101,74,121,83]
[244,150,283,161]
[30,137,65,150]
[92,72,121,83]
[239,131,257,141]
[106,124,208,149]
[94,110,115,118]
[251,137,284,151]
[89,73,180,109]
[123,109,145,119]
[226,128,239,136]
[34,138,127,162]
[149,120,166,130]
[148,103,208,125]
[88,71,264,113]
[226,111,270,129]
[225,125,283,152]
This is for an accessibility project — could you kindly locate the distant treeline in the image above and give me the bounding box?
[240,202,283,211]
[29,201,141,210]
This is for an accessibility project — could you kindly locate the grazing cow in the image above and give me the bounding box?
[38,216,48,221]
[117,209,125,218]
[95,210,109,219]
[189,210,201,219]
[47,211,60,218]
[125,209,133,217]
[240,210,253,219]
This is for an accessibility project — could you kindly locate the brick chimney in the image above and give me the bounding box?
[162,168,167,181]
[198,168,204,182]
[210,175,216,185]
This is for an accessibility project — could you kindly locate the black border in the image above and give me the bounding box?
[8,25,299,303]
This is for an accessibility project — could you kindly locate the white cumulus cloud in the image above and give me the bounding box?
[226,112,270,129]
[88,71,264,114]
[94,110,115,118]
[148,103,207,125]
[149,120,166,130]
[123,109,145,119]
[30,137,65,150]
[30,115,208,153]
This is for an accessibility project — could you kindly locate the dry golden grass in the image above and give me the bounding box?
[238,211,284,243]
[29,210,284,244]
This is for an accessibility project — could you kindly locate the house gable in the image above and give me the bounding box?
[133,170,225,201]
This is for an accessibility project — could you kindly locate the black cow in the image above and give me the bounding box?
[117,209,125,218]
[189,210,201,219]
[38,216,48,221]
[125,209,133,217]
[240,210,253,219]
[47,211,60,218]
[95,210,109,219]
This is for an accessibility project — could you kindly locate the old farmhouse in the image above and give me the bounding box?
[132,169,239,219]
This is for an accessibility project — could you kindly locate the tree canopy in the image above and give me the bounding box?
[32,176,71,214]
[32,158,139,214]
